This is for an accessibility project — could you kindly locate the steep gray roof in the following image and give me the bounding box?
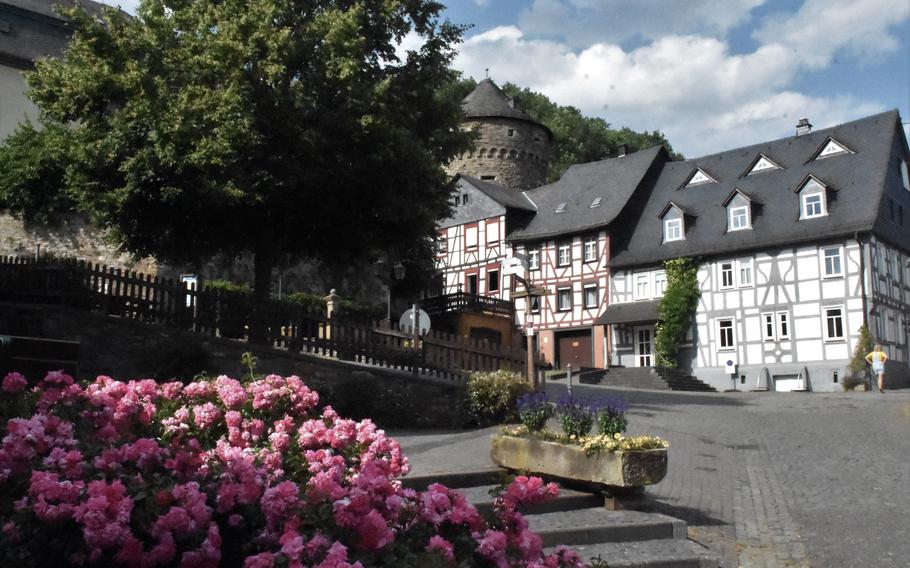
[0,0,112,66]
[457,175,536,213]
[507,145,667,242]
[461,79,553,141]
[610,110,910,268]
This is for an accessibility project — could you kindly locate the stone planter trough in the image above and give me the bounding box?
[490,434,667,489]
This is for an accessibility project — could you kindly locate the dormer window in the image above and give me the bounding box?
[659,202,688,243]
[745,154,781,176]
[901,160,909,191]
[723,189,755,232]
[683,167,717,188]
[796,175,830,219]
[590,197,602,208]
[555,202,567,213]
[813,137,851,160]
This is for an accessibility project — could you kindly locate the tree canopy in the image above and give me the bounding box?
[0,0,471,299]
[449,78,682,182]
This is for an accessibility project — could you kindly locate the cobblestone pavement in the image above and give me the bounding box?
[393,386,910,568]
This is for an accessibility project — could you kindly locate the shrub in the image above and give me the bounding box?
[466,370,530,425]
[555,395,595,438]
[284,291,326,313]
[0,371,585,568]
[846,324,874,383]
[595,396,628,437]
[516,391,552,431]
[202,279,252,294]
[842,374,866,392]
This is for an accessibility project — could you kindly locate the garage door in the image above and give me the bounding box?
[557,330,593,370]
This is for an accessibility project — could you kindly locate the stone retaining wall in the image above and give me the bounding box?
[0,301,467,428]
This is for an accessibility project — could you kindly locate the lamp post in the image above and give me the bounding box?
[382,258,406,322]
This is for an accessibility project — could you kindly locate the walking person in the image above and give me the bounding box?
[864,344,889,392]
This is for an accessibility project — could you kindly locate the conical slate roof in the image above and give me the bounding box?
[462,79,534,121]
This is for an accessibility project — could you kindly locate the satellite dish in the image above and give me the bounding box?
[399,308,431,334]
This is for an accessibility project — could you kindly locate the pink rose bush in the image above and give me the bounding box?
[0,371,586,567]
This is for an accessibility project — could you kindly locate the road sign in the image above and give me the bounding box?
[724,358,737,374]
[399,308,431,335]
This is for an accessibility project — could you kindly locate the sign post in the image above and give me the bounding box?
[725,358,737,391]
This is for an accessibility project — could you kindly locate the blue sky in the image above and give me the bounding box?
[100,0,910,157]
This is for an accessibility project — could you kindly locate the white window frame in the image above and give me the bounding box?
[465,226,478,249]
[821,246,843,278]
[717,318,736,351]
[738,258,753,287]
[557,242,572,267]
[653,271,667,298]
[528,247,540,270]
[823,306,846,342]
[801,191,826,219]
[664,218,683,242]
[762,312,776,341]
[719,262,735,289]
[634,273,651,301]
[583,238,597,263]
[899,160,909,191]
[776,312,790,340]
[729,205,750,231]
[486,221,500,244]
[556,287,572,312]
[583,283,598,309]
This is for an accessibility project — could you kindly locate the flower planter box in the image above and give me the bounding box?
[490,434,667,488]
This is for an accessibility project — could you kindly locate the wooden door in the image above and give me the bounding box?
[558,330,593,369]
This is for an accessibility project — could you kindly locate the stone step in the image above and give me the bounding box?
[398,467,501,491]
[455,484,604,515]
[526,507,686,547]
[548,538,719,568]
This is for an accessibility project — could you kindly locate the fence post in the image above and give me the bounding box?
[324,289,340,340]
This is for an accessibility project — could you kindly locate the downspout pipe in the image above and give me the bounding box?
[856,231,869,328]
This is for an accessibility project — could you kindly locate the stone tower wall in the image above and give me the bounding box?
[446,117,551,190]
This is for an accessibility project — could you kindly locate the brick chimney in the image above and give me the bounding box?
[796,117,813,136]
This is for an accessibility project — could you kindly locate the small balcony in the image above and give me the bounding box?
[421,292,514,318]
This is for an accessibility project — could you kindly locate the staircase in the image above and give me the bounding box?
[567,367,716,392]
[402,469,718,568]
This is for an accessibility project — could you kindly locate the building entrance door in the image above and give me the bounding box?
[635,327,653,367]
[557,330,593,370]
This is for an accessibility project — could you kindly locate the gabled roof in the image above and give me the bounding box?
[507,145,667,242]
[456,174,536,212]
[680,167,717,188]
[807,137,853,162]
[792,174,832,194]
[742,153,783,177]
[722,188,759,206]
[610,110,909,268]
[658,201,692,218]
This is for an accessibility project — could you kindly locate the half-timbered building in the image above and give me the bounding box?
[604,111,910,391]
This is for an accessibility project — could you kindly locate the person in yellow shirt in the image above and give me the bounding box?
[864,344,889,393]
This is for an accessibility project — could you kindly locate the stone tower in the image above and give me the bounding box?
[446,79,552,190]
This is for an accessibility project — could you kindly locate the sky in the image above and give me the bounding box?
[98,0,910,158]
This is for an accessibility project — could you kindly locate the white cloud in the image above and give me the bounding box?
[453,25,889,157]
[754,0,910,68]
[518,0,766,48]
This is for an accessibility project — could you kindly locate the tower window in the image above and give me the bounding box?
[480,175,496,181]
[507,129,514,137]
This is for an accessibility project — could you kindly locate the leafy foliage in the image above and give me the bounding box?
[516,391,552,431]
[1,0,472,300]
[555,395,595,438]
[466,370,530,425]
[202,279,252,295]
[847,324,874,379]
[654,258,701,368]
[595,397,628,437]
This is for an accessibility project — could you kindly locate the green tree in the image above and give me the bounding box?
[847,324,874,379]
[0,0,470,302]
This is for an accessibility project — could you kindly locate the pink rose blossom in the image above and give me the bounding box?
[2,371,27,393]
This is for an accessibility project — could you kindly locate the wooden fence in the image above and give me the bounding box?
[0,256,529,383]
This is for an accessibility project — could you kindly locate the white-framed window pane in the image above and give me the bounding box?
[466,226,478,248]
[487,222,500,243]
[823,247,842,276]
[634,274,650,300]
[718,319,735,349]
[802,193,824,218]
[529,248,540,270]
[653,271,667,297]
[558,243,571,266]
[730,206,749,230]
[738,259,752,286]
[825,307,844,340]
[777,312,790,339]
[664,218,682,241]
[763,313,775,341]
[557,288,572,311]
[584,239,597,262]
[583,285,598,308]
[720,262,734,288]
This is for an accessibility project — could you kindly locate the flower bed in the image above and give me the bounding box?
[0,370,585,567]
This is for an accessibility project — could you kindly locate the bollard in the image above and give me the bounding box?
[566,364,573,396]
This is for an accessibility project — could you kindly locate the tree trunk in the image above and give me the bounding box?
[249,249,274,345]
